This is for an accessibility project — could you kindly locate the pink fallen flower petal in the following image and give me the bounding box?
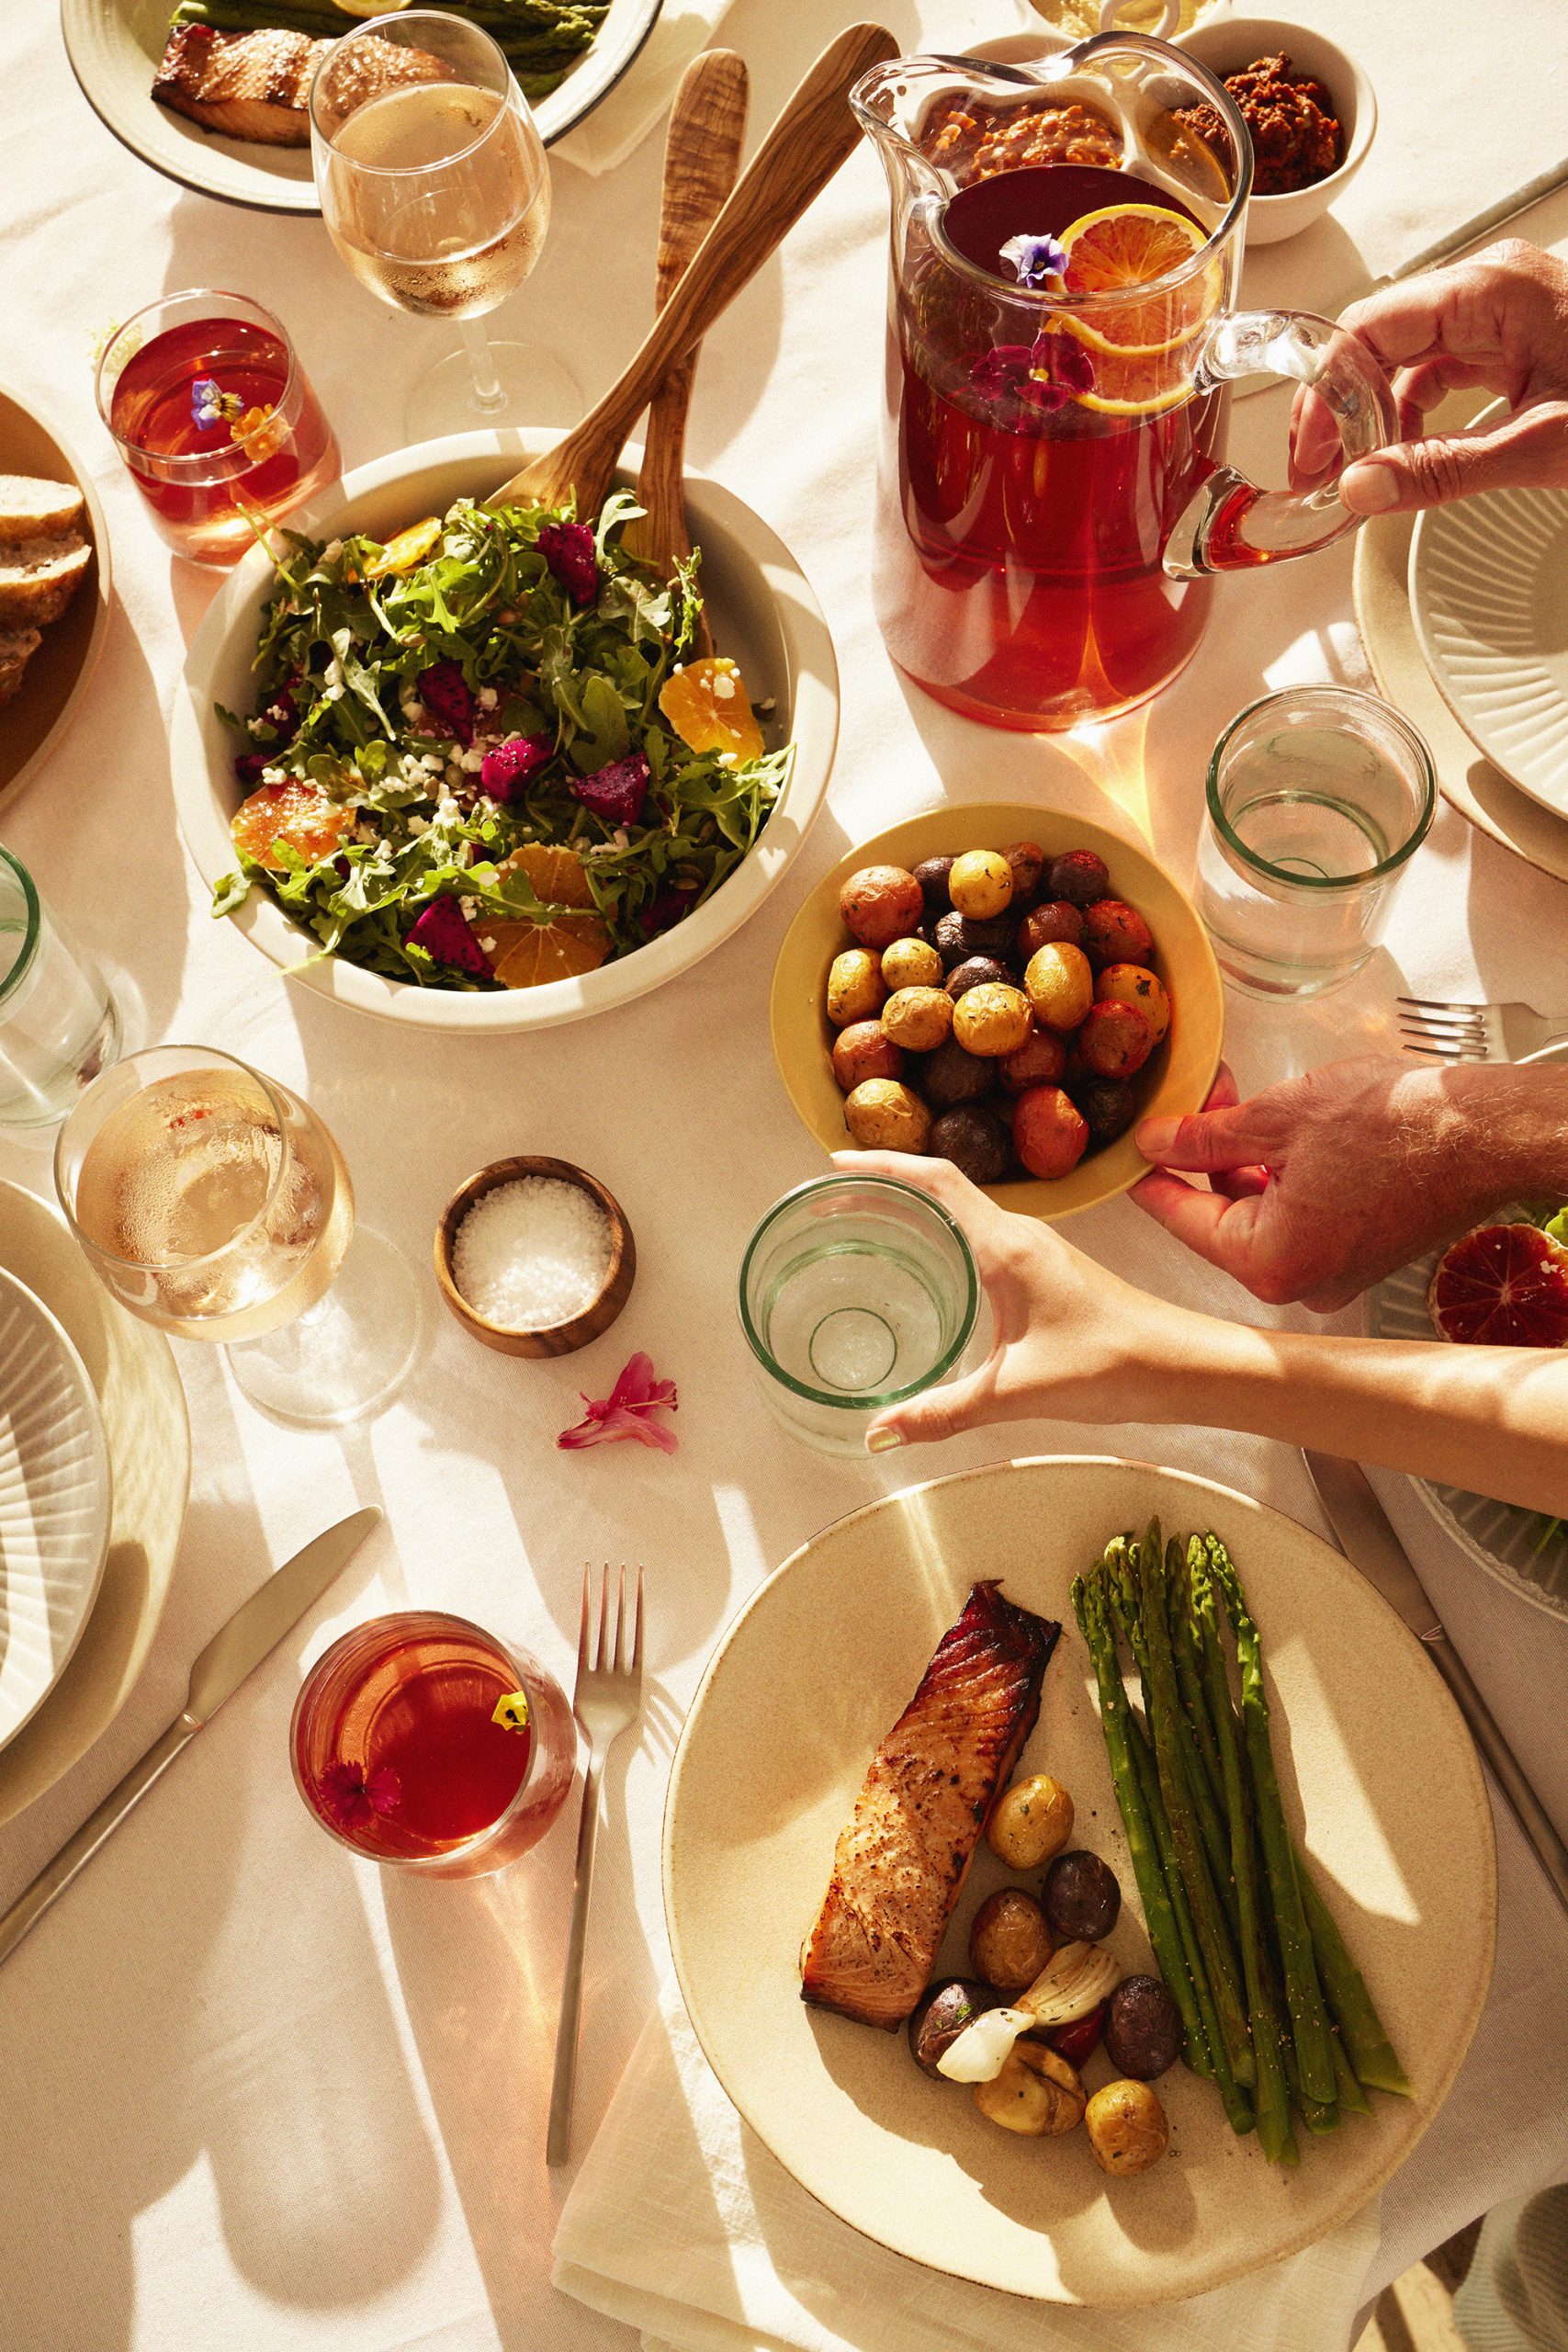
[558,1350,679,1453]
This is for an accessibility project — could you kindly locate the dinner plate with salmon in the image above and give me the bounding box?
[662,1455,1495,2304]
[61,0,663,211]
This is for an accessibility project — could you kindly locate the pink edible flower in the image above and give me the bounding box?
[480,730,554,803]
[558,1351,678,1453]
[318,1760,401,1832]
[408,895,492,976]
[416,659,476,745]
[537,520,599,607]
[572,751,649,828]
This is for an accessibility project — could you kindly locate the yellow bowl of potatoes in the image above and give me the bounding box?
[770,804,1224,1221]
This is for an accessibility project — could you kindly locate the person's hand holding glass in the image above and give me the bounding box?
[310,9,577,436]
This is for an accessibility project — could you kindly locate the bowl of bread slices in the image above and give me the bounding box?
[0,388,110,817]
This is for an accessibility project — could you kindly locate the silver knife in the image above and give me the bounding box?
[0,1506,382,1969]
[1303,1451,1568,1919]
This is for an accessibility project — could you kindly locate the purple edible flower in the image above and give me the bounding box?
[571,752,649,828]
[1000,232,1068,290]
[407,895,491,976]
[191,375,232,431]
[479,731,554,803]
[416,659,475,746]
[537,520,598,608]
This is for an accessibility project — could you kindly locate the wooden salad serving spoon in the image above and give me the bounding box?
[625,47,750,639]
[489,21,896,518]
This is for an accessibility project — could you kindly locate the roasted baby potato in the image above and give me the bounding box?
[973,2041,1086,2137]
[944,955,1011,1001]
[1104,1974,1183,2081]
[953,982,1032,1058]
[998,1030,1068,1095]
[1077,999,1155,1080]
[1012,1085,1089,1180]
[948,849,1014,920]
[1079,1077,1138,1144]
[1085,2078,1168,2174]
[1096,962,1170,1044]
[1082,898,1156,970]
[968,1888,1054,1994]
[1023,942,1094,1034]
[913,854,956,916]
[1002,840,1045,910]
[1043,1850,1122,1943]
[840,865,925,951]
[921,1035,996,1109]
[843,1078,932,1154]
[881,935,943,992]
[1017,899,1087,957]
[930,1104,1011,1185]
[831,1021,905,1094]
[907,1977,996,2079]
[987,1772,1074,1869]
[932,910,1014,970]
[882,985,953,1052]
[827,948,886,1029]
[1048,849,1110,907]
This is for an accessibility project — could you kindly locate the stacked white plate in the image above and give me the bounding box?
[0,1266,113,1752]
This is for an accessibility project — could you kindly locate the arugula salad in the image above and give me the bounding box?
[214,493,789,991]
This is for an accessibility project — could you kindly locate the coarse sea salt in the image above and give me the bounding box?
[453,1176,612,1331]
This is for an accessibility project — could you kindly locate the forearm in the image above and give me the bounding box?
[1135,1311,1568,1518]
[1437,1063,1568,1217]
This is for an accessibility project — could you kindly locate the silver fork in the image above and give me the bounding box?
[1396,996,1568,1065]
[547,1564,645,2167]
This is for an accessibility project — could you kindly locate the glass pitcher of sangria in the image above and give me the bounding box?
[852,38,1399,731]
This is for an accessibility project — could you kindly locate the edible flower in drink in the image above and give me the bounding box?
[318,1759,401,1832]
[191,374,284,457]
[1000,231,1067,289]
[491,1690,531,1734]
[558,1351,679,1453]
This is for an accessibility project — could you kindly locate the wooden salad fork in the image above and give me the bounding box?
[625,47,750,645]
[491,22,895,519]
[547,1564,646,2167]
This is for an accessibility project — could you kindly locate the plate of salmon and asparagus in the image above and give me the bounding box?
[662,1456,1495,2305]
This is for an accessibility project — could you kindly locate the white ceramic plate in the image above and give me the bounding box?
[1411,435,1568,822]
[61,0,662,213]
[0,1182,188,1824]
[174,429,840,1032]
[0,1267,113,1752]
[1366,1212,1568,1619]
[664,1456,1495,2307]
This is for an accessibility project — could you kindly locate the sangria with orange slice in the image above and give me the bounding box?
[853,44,1403,730]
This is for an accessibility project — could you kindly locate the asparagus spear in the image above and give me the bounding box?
[1138,1523,1258,2093]
[1331,2030,1372,2119]
[1298,1860,1413,2098]
[1171,1538,1226,1809]
[1209,1539,1337,2106]
[1190,1541,1295,2164]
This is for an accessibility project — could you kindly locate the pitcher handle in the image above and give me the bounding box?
[1163,308,1400,580]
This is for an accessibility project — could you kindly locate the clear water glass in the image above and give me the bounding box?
[739,1175,979,1456]
[1195,686,1436,997]
[0,847,119,1127]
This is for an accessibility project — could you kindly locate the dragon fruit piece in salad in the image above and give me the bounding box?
[416,659,476,746]
[537,520,598,608]
[572,752,649,828]
[408,895,492,977]
[480,731,554,803]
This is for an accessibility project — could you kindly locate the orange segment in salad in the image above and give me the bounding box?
[366,515,442,579]
[478,841,613,988]
[231,779,352,869]
[659,655,764,763]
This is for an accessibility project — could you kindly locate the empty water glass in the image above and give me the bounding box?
[0,847,119,1127]
[1195,686,1436,997]
[739,1174,980,1455]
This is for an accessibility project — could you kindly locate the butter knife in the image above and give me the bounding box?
[0,1505,382,1969]
[1303,1451,1568,1918]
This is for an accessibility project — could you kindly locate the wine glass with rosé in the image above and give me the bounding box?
[53,1044,420,1428]
[309,9,580,438]
[291,1611,576,1877]
[96,290,340,567]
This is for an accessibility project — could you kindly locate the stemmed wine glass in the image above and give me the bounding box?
[309,9,580,438]
[54,1046,421,1428]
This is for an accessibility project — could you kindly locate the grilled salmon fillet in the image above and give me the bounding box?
[800,1581,1060,2030]
[152,24,446,147]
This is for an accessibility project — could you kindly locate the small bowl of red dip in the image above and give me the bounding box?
[1179,17,1376,243]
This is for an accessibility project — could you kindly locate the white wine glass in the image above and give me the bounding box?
[309,8,580,439]
[53,1046,421,1428]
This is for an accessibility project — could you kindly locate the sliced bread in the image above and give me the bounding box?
[0,533,92,628]
[0,476,86,544]
[0,625,42,711]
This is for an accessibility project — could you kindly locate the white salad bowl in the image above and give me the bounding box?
[173,430,840,1033]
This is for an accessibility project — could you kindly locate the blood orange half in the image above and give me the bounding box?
[1427,1223,1568,1348]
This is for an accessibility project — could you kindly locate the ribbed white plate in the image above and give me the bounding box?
[0,1268,113,1750]
[1366,1212,1568,1620]
[1411,470,1568,821]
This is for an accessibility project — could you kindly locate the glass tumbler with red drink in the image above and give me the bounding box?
[292,1611,575,1877]
[96,289,341,567]
[852,41,1402,732]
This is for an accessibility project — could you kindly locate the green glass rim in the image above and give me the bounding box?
[0,846,40,1007]
[1205,686,1438,893]
[737,1173,980,1412]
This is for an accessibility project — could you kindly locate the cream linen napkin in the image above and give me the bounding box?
[555,0,737,176]
[553,1979,1382,2352]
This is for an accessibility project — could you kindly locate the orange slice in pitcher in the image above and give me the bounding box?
[658,655,765,763]
[478,841,614,988]
[231,779,352,869]
[1058,202,1218,356]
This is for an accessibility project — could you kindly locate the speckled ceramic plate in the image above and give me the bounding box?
[1366,1211,1568,1619]
[664,1457,1495,2307]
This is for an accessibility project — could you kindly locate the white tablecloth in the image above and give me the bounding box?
[3,1,1568,2346]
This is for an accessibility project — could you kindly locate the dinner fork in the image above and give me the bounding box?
[547,1565,645,2167]
[1396,996,1568,1065]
